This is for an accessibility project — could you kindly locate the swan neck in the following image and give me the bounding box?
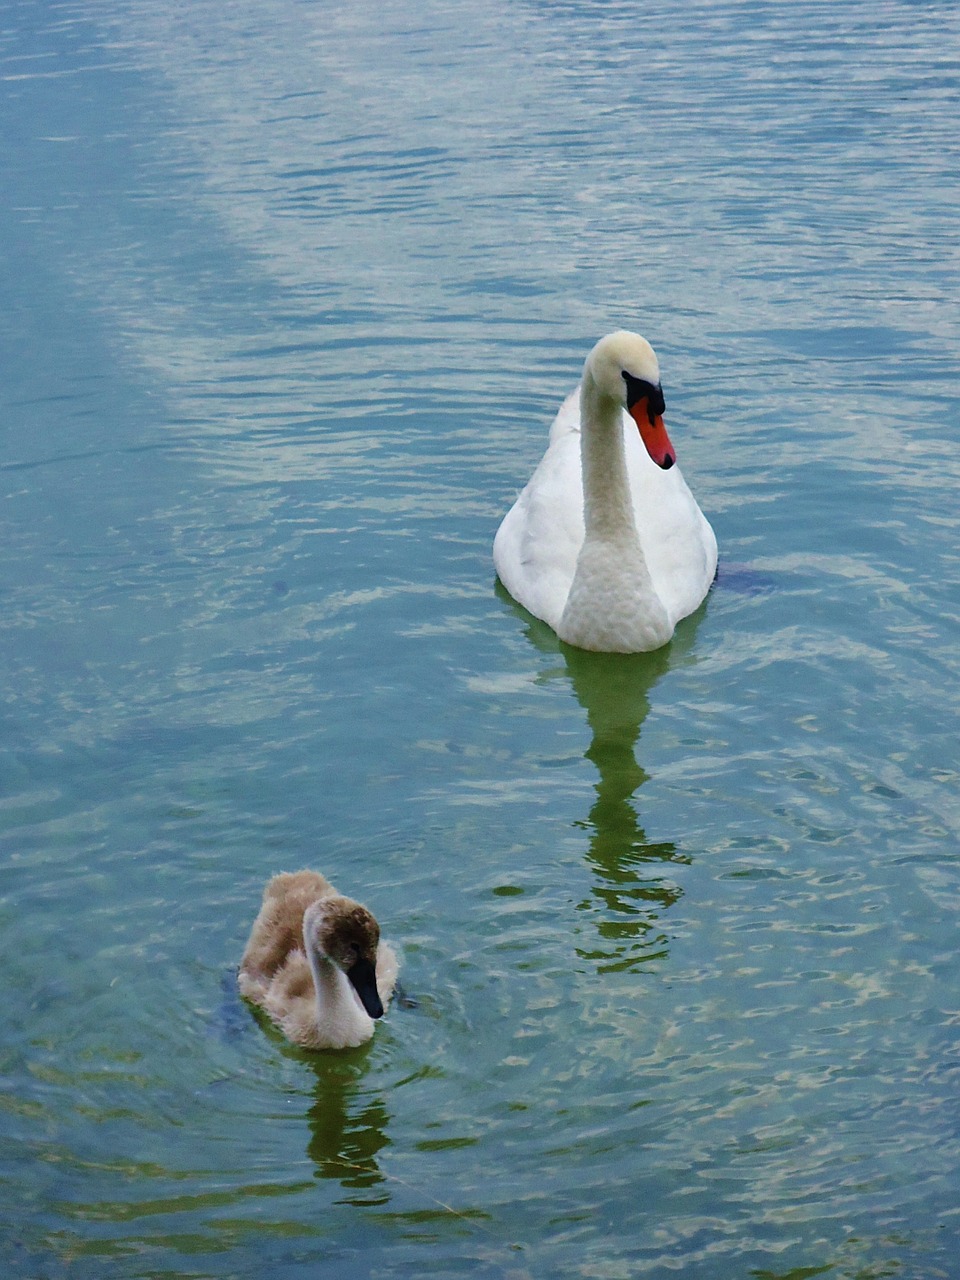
[579,376,637,541]
[306,944,348,1019]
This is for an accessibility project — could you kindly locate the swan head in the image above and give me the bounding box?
[585,331,676,470]
[303,896,385,1019]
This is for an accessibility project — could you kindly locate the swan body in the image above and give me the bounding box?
[494,332,717,652]
[239,870,398,1050]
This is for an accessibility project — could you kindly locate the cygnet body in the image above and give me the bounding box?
[238,870,398,1050]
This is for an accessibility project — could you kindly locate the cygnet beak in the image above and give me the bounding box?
[347,956,384,1019]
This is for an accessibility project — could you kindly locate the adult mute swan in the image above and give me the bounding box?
[494,331,717,653]
[239,870,398,1050]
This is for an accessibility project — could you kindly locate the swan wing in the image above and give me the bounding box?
[494,379,717,640]
[623,421,718,625]
[493,423,584,632]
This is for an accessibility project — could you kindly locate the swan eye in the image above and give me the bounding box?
[622,371,665,425]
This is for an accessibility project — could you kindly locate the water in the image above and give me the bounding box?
[2,0,958,1276]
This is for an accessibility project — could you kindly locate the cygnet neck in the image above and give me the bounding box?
[306,942,368,1025]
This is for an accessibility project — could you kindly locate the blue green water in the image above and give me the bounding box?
[2,0,958,1276]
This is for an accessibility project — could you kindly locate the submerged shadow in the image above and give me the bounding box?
[497,580,705,972]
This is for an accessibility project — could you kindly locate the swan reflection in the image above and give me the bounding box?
[304,1054,390,1192]
[226,986,391,1191]
[562,642,689,973]
[497,581,704,972]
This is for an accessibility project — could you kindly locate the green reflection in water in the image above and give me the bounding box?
[496,582,706,974]
[564,641,690,973]
[304,1054,390,1193]
[242,998,391,1193]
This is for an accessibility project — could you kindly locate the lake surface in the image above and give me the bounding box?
[2,0,959,1276]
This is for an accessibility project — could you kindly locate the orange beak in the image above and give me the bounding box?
[629,405,676,470]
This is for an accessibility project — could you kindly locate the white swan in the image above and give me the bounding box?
[494,331,717,653]
[238,870,398,1050]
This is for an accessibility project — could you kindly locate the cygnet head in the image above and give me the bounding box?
[303,897,384,1019]
[586,331,676,470]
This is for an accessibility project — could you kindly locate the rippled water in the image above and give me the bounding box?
[2,0,959,1276]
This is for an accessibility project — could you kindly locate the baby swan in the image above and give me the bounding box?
[238,870,398,1050]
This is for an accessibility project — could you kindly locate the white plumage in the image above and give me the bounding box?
[494,332,717,653]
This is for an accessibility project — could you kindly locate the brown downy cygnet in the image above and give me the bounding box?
[238,870,398,1050]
